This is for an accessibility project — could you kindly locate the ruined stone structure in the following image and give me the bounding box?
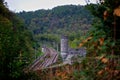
[60,36,69,60]
[60,35,86,62]
[27,35,86,71]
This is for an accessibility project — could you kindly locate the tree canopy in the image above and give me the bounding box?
[0,0,34,79]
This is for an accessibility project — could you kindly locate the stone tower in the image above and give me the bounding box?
[61,35,68,60]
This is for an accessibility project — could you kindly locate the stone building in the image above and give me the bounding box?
[61,35,69,60]
[60,35,86,62]
[28,35,87,71]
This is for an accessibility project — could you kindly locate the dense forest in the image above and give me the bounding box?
[17,5,93,48]
[0,0,120,80]
[0,0,35,79]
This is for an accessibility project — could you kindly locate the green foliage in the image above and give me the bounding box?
[84,18,113,56]
[17,5,93,49]
[77,0,120,80]
[0,1,35,79]
[84,0,120,55]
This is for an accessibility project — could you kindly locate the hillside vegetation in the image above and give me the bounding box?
[1,0,120,79]
[0,0,34,79]
[17,5,93,48]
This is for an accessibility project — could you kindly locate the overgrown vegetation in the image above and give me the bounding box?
[1,0,120,80]
[78,0,120,79]
[33,0,120,80]
[0,0,35,79]
[35,56,120,80]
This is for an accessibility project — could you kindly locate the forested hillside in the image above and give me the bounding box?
[17,5,93,48]
[1,0,120,79]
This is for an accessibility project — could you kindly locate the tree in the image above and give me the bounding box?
[0,1,34,79]
[78,0,120,80]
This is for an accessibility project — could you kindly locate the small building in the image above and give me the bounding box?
[28,35,86,71]
[60,35,86,63]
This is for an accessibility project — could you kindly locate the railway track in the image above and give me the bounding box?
[28,47,58,71]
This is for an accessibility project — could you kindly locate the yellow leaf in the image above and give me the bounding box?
[99,38,104,45]
[96,54,105,60]
[98,70,104,75]
[101,58,108,63]
[103,10,109,20]
[79,43,83,47]
[79,36,92,47]
[104,67,109,71]
[114,6,120,16]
